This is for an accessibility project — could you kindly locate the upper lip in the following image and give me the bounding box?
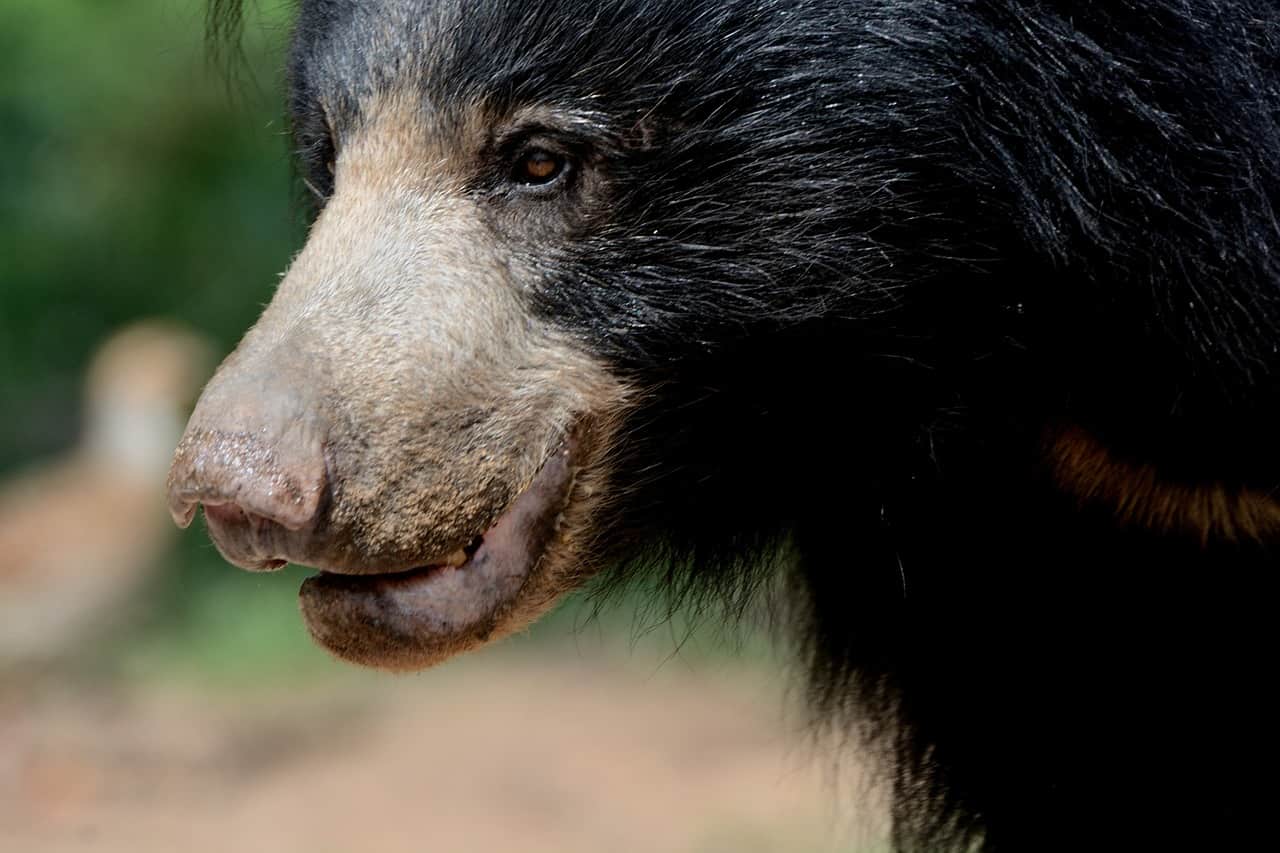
[201,440,570,578]
[202,507,472,575]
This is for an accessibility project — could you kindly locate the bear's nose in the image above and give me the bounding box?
[166,426,327,533]
[165,362,329,558]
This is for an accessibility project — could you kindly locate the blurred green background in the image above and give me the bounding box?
[0,0,329,680]
[0,4,859,850]
[1,0,297,469]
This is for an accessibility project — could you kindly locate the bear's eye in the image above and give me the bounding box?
[513,149,567,186]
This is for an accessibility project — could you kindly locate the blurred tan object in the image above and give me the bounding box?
[0,321,213,665]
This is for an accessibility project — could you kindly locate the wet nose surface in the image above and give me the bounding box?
[167,427,326,528]
[166,423,328,570]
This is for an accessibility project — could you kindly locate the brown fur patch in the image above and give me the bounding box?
[1045,424,1280,545]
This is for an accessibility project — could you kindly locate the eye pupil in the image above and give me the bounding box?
[519,150,563,184]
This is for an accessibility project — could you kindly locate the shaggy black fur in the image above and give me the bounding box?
[211,1,1280,849]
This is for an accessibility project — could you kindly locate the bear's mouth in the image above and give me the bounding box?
[295,437,580,668]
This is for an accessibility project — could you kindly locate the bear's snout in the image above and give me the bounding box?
[166,365,329,571]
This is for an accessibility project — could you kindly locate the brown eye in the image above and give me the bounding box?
[514,149,566,185]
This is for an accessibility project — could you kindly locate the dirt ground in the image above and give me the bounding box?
[0,654,885,852]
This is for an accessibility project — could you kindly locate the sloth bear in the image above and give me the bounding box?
[168,1,1279,849]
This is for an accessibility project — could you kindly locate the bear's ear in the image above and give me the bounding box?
[1043,423,1280,546]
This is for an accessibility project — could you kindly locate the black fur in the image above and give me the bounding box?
[211,1,1280,849]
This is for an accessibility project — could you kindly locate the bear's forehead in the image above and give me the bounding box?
[287,0,790,129]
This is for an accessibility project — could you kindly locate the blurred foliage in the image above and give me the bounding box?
[0,1,325,680]
[0,0,298,474]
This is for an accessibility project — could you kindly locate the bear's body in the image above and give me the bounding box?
[180,1,1280,848]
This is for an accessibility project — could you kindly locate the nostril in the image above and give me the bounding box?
[203,501,251,529]
[202,501,291,541]
[199,501,290,571]
[168,495,199,529]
